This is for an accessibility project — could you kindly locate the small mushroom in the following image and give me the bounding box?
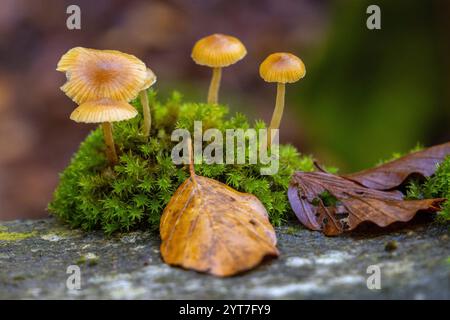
[191,34,247,104]
[70,98,138,164]
[57,47,150,164]
[56,47,148,104]
[259,52,306,146]
[139,68,157,137]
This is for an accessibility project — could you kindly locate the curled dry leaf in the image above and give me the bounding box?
[343,142,450,190]
[288,171,444,236]
[160,170,279,277]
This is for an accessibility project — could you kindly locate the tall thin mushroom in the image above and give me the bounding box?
[191,34,247,104]
[139,68,157,137]
[259,52,306,147]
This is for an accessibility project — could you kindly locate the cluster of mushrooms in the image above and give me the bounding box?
[57,34,306,164]
[57,47,156,164]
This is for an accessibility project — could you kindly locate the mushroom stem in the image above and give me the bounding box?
[207,67,222,104]
[102,122,118,165]
[140,90,151,137]
[268,82,285,146]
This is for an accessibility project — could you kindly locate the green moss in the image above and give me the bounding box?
[406,155,450,223]
[12,275,26,281]
[48,90,316,234]
[285,225,302,235]
[385,240,398,252]
[314,190,339,207]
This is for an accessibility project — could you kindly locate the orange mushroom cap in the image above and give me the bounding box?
[259,52,306,84]
[70,98,138,123]
[57,47,148,104]
[191,34,247,68]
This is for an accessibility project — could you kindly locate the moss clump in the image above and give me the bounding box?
[406,155,450,223]
[48,90,315,234]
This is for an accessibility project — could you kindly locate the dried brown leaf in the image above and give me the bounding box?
[343,142,450,190]
[288,171,444,236]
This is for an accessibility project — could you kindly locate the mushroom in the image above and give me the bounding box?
[70,98,138,164]
[57,47,150,163]
[139,68,157,137]
[191,34,247,104]
[56,47,148,104]
[259,52,306,146]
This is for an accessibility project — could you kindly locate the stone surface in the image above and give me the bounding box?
[0,217,449,299]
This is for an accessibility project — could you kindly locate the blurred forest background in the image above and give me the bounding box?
[0,0,449,219]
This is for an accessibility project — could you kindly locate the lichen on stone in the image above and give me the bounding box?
[0,230,37,241]
[77,252,99,266]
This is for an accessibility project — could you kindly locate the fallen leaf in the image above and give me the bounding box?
[343,142,450,190]
[160,164,279,277]
[288,171,444,236]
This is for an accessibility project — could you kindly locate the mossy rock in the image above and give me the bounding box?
[2,218,449,299]
[48,90,318,234]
